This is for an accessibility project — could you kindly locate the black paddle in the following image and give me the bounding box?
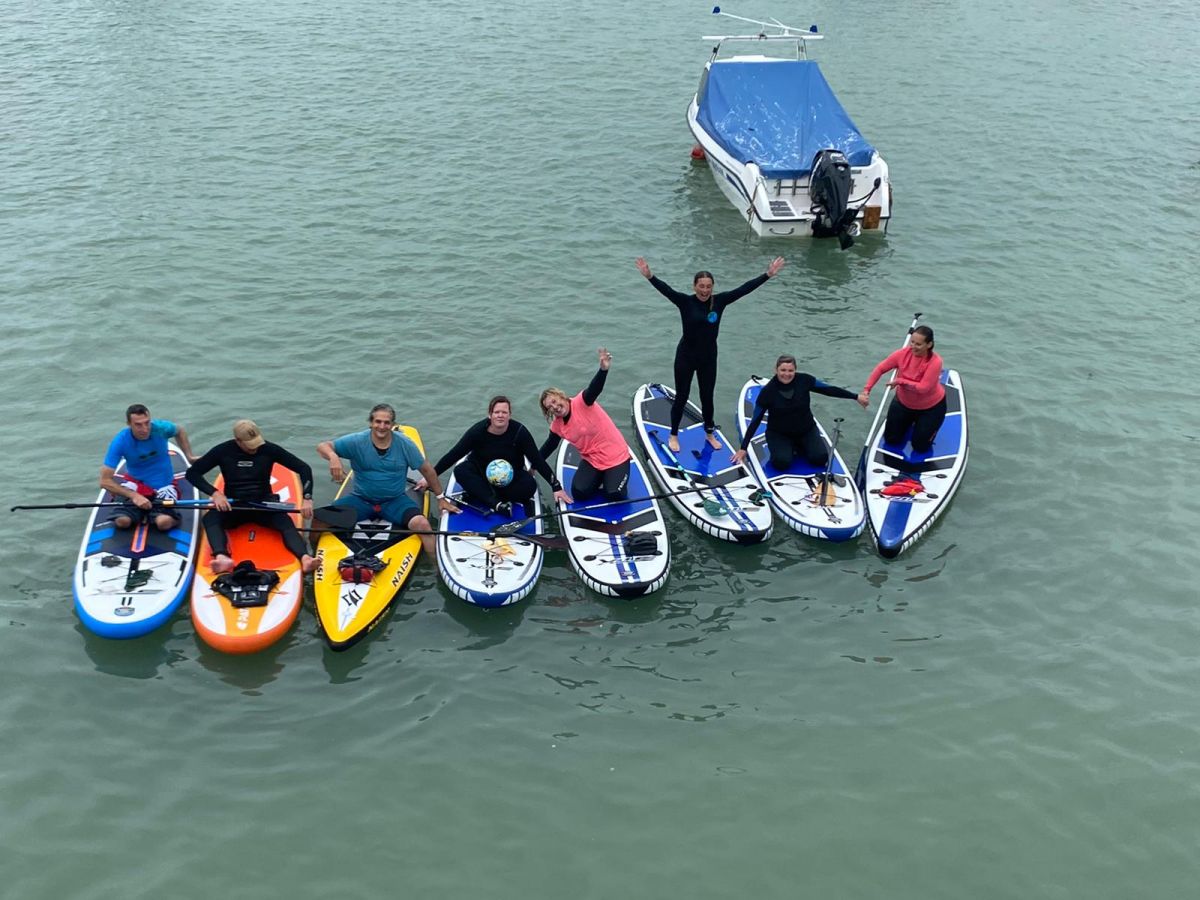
[296,522,569,551]
[10,498,298,513]
[814,417,845,507]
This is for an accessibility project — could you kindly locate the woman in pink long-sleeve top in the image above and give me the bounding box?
[856,325,947,453]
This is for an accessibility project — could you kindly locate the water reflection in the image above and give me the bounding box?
[78,619,190,680]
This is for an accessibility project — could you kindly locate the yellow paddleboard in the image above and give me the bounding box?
[313,425,428,650]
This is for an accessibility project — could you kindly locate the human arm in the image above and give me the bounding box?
[416,459,459,515]
[733,400,769,461]
[894,353,944,393]
[315,440,346,484]
[636,258,691,306]
[859,349,903,404]
[581,349,612,405]
[99,465,152,509]
[539,431,563,463]
[185,447,230,511]
[811,379,859,402]
[172,425,198,462]
[517,424,566,500]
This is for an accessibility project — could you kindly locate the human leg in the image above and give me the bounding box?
[883,399,918,448]
[571,460,602,501]
[599,459,630,501]
[670,349,698,449]
[202,509,237,573]
[909,397,948,453]
[497,468,537,506]
[695,355,721,448]
[764,430,796,470]
[799,426,830,467]
[454,461,497,509]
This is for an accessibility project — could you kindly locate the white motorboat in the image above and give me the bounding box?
[687,8,892,245]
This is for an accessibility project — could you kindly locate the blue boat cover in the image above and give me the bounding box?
[696,59,875,178]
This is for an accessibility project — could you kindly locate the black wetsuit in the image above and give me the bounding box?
[539,368,630,502]
[431,419,561,510]
[741,374,857,469]
[647,273,770,434]
[186,441,314,560]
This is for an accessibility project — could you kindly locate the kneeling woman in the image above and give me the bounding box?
[857,325,946,453]
[538,348,629,503]
[417,396,569,515]
[733,355,860,469]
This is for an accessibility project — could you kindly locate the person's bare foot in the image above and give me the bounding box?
[705,432,722,450]
[668,434,681,453]
[211,554,234,574]
[301,554,320,574]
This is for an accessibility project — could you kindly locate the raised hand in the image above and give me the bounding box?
[635,257,652,279]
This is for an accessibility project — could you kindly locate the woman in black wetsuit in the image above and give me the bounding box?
[416,396,569,516]
[635,255,785,452]
[732,355,861,470]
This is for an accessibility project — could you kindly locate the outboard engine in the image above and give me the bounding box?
[809,149,859,249]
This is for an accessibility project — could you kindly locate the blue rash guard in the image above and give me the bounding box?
[103,419,178,488]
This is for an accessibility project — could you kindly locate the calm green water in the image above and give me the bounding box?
[2,0,1199,896]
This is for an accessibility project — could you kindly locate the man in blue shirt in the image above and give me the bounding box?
[314,403,456,557]
[100,403,197,531]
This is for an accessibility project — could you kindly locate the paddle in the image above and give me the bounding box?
[857,312,922,479]
[10,498,299,513]
[491,480,768,536]
[814,417,845,507]
[647,426,728,517]
[295,522,569,551]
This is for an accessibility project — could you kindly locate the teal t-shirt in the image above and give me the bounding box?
[103,419,178,488]
[332,430,424,501]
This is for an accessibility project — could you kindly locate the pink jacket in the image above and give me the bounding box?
[864,348,945,410]
[550,393,631,470]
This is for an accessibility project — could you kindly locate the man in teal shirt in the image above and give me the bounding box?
[314,404,456,557]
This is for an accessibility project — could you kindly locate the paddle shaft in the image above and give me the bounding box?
[816,418,844,506]
[648,426,712,503]
[10,499,299,513]
[296,523,568,551]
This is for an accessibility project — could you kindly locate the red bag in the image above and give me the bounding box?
[880,477,924,497]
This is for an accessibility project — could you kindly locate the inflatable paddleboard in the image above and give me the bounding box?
[554,442,670,598]
[437,465,545,607]
[855,368,968,558]
[72,442,200,638]
[632,383,771,544]
[736,377,865,541]
[190,465,305,654]
[313,425,428,649]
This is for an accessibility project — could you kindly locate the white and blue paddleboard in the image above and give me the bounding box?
[855,368,968,558]
[437,467,545,607]
[736,377,865,542]
[633,383,772,544]
[554,442,670,598]
[72,442,200,638]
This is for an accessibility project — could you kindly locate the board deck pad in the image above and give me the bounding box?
[736,377,865,541]
[72,443,200,639]
[633,383,772,544]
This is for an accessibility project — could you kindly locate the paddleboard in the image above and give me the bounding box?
[313,425,428,649]
[190,465,305,654]
[554,441,670,598]
[736,377,865,542]
[72,442,200,638]
[855,368,968,557]
[632,383,772,544]
[437,464,545,607]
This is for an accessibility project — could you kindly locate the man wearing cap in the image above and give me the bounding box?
[100,403,198,531]
[186,420,317,574]
[314,403,455,558]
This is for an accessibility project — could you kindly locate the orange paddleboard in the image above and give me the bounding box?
[190,465,305,654]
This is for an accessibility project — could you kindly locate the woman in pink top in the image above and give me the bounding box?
[856,325,947,453]
[538,348,631,503]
